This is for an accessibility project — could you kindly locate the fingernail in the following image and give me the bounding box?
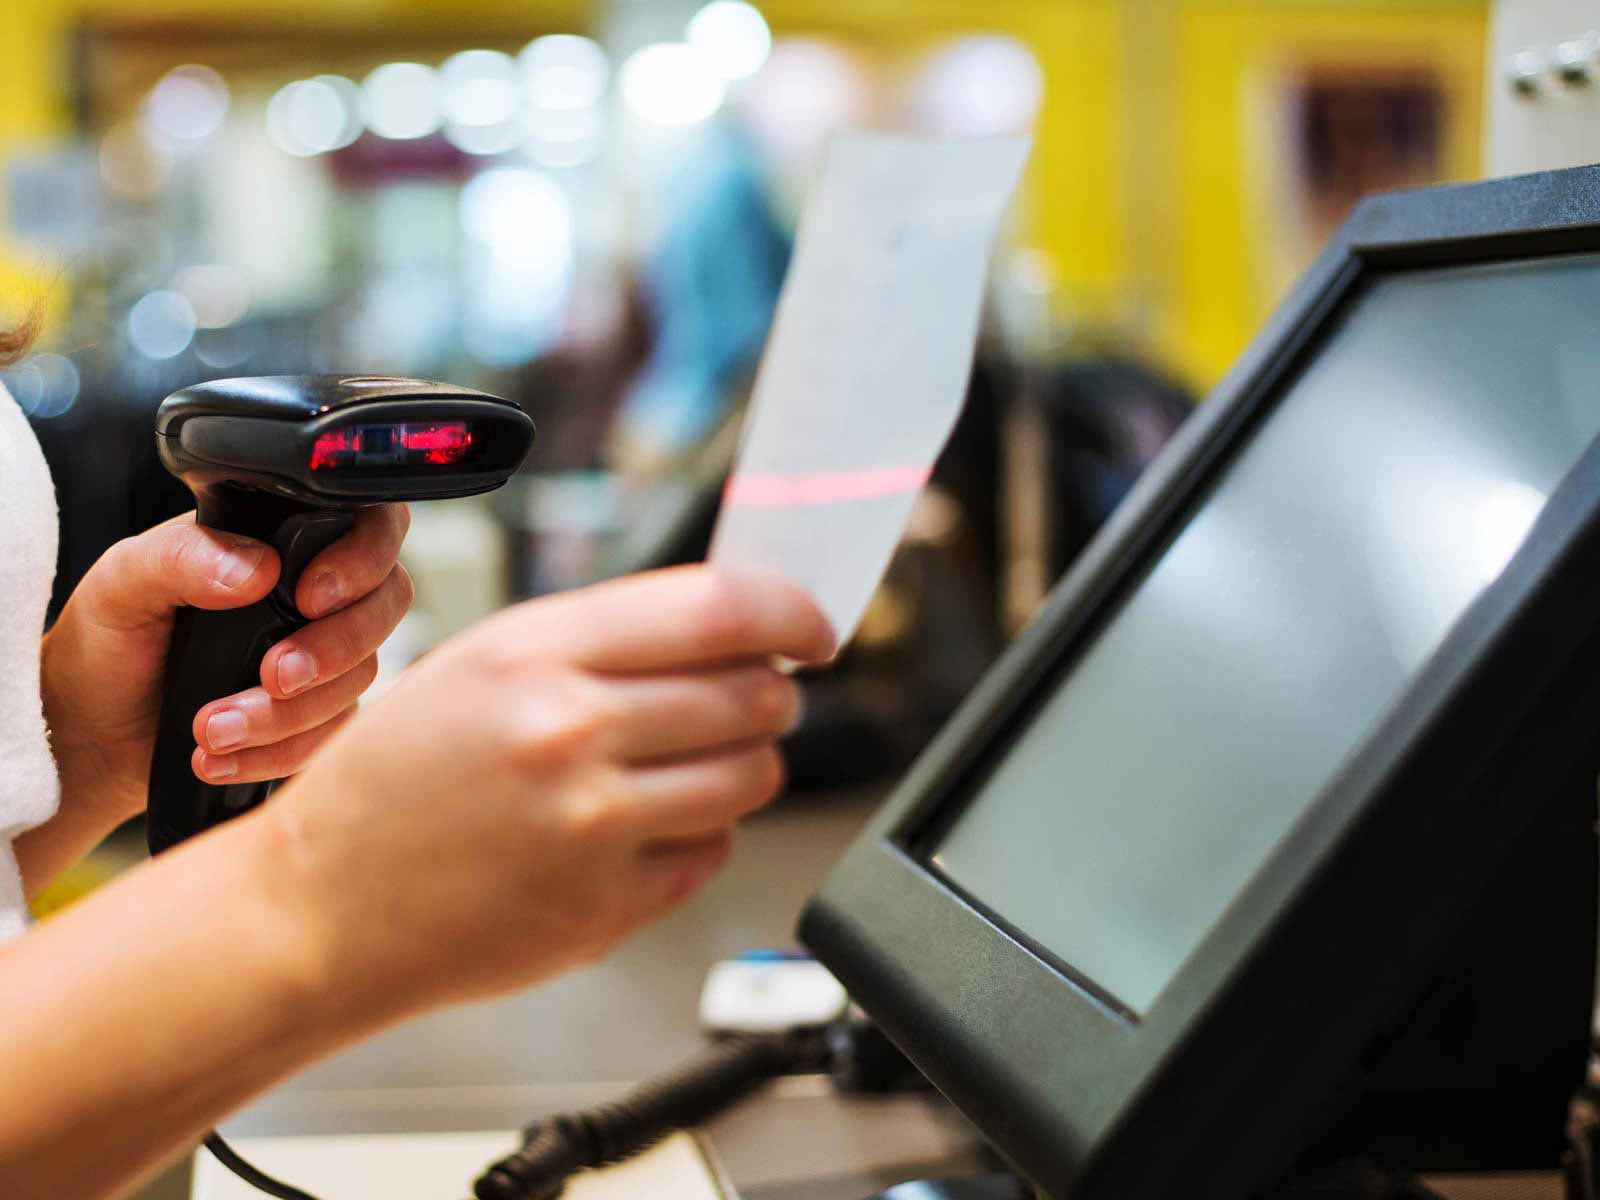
[206,709,247,751]
[308,571,343,616]
[200,752,238,780]
[277,650,317,696]
[216,540,266,590]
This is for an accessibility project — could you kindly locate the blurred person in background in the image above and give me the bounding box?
[0,312,834,1199]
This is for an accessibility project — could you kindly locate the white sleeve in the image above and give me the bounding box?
[0,381,61,939]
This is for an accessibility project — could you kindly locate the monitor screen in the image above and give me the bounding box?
[929,253,1600,1016]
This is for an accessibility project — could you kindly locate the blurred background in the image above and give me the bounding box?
[0,0,1489,826]
[0,0,1510,1194]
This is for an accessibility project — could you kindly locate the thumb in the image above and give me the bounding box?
[78,516,281,630]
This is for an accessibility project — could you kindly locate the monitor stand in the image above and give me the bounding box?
[1277,747,1598,1194]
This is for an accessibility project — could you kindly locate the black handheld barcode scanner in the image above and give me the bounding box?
[148,375,534,855]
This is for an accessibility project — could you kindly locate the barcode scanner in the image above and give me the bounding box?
[147,375,534,854]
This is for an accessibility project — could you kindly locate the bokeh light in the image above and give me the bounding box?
[687,2,772,81]
[522,35,610,112]
[442,50,522,128]
[620,43,727,126]
[143,65,231,145]
[459,167,571,251]
[459,167,576,365]
[909,36,1044,135]
[363,63,442,141]
[174,264,251,329]
[128,290,198,360]
[267,77,362,157]
[3,354,80,420]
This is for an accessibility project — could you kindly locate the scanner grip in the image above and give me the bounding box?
[147,501,357,854]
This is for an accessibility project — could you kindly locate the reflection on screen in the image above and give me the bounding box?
[930,255,1600,1015]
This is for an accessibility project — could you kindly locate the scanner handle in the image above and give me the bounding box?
[147,489,357,854]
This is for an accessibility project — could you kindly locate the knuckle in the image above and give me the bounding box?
[463,615,536,680]
[560,774,629,845]
[155,530,196,582]
[502,682,612,771]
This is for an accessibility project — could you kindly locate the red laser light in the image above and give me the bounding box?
[310,422,474,470]
[309,429,356,471]
[399,422,474,464]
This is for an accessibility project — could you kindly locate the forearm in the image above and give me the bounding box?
[0,808,375,1199]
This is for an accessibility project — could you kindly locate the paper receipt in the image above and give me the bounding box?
[709,133,1032,645]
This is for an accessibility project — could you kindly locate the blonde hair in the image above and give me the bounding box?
[0,304,39,367]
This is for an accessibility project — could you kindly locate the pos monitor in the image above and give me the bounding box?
[800,163,1600,1198]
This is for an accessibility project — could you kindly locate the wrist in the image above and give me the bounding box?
[223,804,377,1046]
[240,784,420,1040]
[40,625,147,828]
[50,738,144,829]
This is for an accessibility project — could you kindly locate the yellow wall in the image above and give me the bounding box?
[1,0,1487,384]
[763,0,1486,387]
[761,0,1128,334]
[1168,1,1487,385]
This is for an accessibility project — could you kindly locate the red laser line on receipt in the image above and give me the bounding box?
[723,465,933,508]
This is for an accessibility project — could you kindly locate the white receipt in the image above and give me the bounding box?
[709,133,1032,645]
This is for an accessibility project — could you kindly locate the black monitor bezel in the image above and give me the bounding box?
[799,163,1600,1198]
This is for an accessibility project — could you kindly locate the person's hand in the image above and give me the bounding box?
[41,506,412,829]
[260,565,834,1025]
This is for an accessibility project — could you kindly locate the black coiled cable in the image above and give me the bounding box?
[473,1031,829,1200]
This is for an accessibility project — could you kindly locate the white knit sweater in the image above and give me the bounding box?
[0,382,61,940]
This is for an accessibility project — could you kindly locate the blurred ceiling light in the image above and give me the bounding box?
[442,50,522,127]
[458,167,575,366]
[144,65,231,145]
[910,36,1043,135]
[173,264,251,328]
[441,51,524,157]
[522,35,610,111]
[686,1,772,81]
[620,43,726,126]
[738,39,868,171]
[363,63,442,141]
[99,123,172,198]
[128,290,198,360]
[267,77,362,157]
[445,120,526,156]
[527,105,603,167]
[459,166,572,256]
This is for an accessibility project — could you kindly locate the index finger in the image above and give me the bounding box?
[516,565,836,673]
[295,503,410,618]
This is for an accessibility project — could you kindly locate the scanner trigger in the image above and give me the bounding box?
[269,510,358,619]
